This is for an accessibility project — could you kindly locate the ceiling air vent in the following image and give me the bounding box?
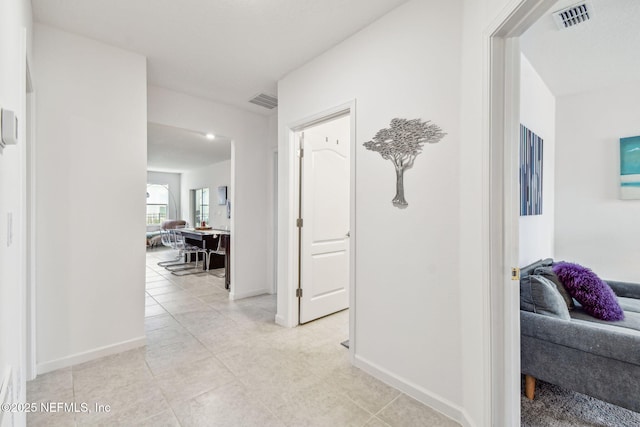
[552,2,593,29]
[249,93,278,110]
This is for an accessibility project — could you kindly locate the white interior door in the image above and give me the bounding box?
[299,116,350,324]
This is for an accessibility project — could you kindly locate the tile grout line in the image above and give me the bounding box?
[253,394,289,427]
[141,357,185,427]
[314,367,399,426]
[144,266,242,408]
[72,366,78,426]
[144,260,202,427]
[145,260,275,426]
[36,250,429,427]
[370,392,402,422]
[143,261,197,426]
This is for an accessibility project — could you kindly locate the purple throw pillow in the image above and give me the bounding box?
[552,262,624,321]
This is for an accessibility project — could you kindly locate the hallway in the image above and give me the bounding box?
[26,249,458,426]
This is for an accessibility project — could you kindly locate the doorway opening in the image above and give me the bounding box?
[294,113,351,325]
[496,1,640,424]
[486,0,559,424]
[280,100,356,357]
[146,123,234,293]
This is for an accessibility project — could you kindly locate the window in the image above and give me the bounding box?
[147,184,169,225]
[193,187,209,226]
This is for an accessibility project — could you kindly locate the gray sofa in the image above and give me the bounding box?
[520,258,640,413]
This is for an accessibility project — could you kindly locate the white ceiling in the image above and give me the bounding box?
[147,123,231,173]
[521,0,640,97]
[32,0,409,116]
[33,0,409,172]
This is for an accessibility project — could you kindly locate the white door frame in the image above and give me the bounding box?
[270,148,278,295]
[281,100,356,359]
[19,27,38,382]
[228,140,236,297]
[25,63,37,382]
[486,0,557,424]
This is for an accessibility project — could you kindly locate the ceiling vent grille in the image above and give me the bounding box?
[249,93,278,109]
[552,2,593,29]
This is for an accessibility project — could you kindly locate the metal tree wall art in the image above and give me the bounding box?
[363,118,446,208]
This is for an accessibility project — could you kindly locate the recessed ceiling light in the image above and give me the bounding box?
[205,133,215,140]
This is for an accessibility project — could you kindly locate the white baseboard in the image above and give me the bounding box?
[458,409,475,427]
[275,314,287,327]
[354,355,474,427]
[229,288,269,301]
[36,336,146,375]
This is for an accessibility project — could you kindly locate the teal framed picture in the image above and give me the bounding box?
[620,136,640,200]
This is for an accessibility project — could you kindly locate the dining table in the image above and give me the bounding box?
[178,228,231,289]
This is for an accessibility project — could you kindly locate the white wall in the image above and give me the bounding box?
[147,171,181,229]
[147,86,271,300]
[278,0,464,421]
[34,24,147,373]
[266,114,278,293]
[555,82,640,282]
[180,160,231,230]
[0,0,32,422]
[459,0,517,425]
[519,54,556,266]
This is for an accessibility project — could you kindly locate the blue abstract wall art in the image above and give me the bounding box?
[520,124,543,216]
[620,136,640,200]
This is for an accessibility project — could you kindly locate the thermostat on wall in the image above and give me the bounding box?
[1,109,18,150]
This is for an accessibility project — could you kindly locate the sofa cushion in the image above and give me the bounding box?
[606,280,640,299]
[534,266,575,310]
[145,230,162,239]
[521,310,640,367]
[619,297,640,314]
[161,219,187,230]
[553,262,624,321]
[520,275,571,320]
[520,258,554,278]
[570,306,640,333]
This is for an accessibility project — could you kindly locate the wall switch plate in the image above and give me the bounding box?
[1,109,18,148]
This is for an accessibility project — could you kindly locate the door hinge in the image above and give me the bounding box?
[299,148,304,158]
[296,218,303,228]
[296,288,303,298]
[511,267,520,281]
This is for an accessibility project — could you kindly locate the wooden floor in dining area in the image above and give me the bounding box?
[25,247,458,426]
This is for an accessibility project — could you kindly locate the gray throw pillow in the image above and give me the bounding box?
[534,266,575,310]
[520,275,571,320]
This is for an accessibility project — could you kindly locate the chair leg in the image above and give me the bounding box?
[157,250,183,266]
[171,268,205,276]
[525,375,536,400]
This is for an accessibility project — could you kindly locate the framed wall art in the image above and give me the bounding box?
[520,124,543,216]
[620,136,640,200]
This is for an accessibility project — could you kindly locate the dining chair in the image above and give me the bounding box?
[166,227,208,276]
[157,220,188,267]
[206,234,227,277]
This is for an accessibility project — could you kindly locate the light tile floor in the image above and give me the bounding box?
[27,248,459,427]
